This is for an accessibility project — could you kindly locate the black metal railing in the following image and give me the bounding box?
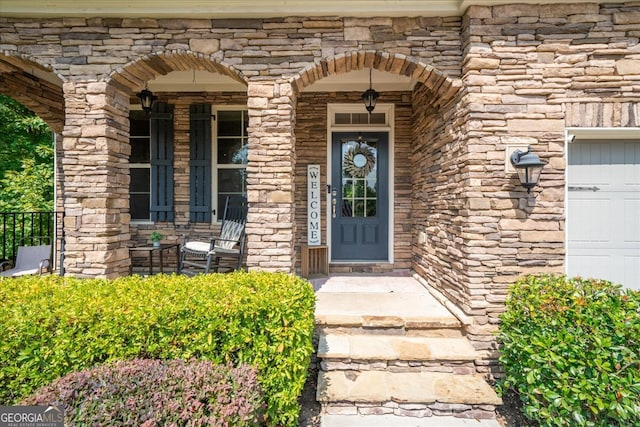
[0,211,63,271]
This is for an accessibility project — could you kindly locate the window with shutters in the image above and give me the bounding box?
[190,105,248,223]
[214,108,248,221]
[129,109,151,221]
[129,103,174,223]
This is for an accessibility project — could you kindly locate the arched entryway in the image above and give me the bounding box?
[290,51,461,275]
[50,51,249,277]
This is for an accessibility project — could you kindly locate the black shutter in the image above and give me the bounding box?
[190,104,212,223]
[150,102,174,222]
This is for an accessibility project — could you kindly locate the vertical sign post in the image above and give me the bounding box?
[307,165,321,245]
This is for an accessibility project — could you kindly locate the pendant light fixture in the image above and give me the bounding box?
[361,68,379,114]
[137,85,157,113]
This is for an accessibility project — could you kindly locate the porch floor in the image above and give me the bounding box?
[308,273,501,427]
[313,273,459,329]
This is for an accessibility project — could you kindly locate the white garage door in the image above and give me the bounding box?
[567,139,640,290]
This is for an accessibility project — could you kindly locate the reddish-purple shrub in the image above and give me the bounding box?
[22,359,265,426]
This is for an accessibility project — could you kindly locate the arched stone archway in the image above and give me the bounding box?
[286,51,462,275]
[291,51,460,107]
[108,50,247,93]
[60,51,249,278]
[0,53,65,133]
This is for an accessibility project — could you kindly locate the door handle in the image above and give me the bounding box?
[332,198,337,218]
[568,186,600,192]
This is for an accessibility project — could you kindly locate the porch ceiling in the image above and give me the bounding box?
[0,0,625,18]
[148,69,414,93]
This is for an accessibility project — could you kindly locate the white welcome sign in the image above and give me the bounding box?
[307,165,321,246]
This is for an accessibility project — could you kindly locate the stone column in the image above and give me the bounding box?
[245,80,297,272]
[60,81,131,278]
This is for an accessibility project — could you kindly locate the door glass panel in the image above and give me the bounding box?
[341,137,377,217]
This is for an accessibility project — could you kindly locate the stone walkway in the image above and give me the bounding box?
[311,274,501,427]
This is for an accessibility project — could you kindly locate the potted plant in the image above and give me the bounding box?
[149,231,164,247]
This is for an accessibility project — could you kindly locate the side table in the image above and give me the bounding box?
[129,243,180,275]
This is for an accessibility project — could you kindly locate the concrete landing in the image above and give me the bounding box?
[315,275,460,329]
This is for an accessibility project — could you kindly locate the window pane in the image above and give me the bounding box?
[366,200,377,217]
[335,113,350,125]
[218,110,243,136]
[130,168,150,192]
[218,138,247,164]
[353,113,368,124]
[130,110,149,136]
[369,113,386,124]
[217,194,246,221]
[355,179,365,197]
[341,138,377,218]
[354,200,365,217]
[130,138,150,163]
[218,169,246,193]
[130,194,150,220]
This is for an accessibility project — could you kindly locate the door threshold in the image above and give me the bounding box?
[330,260,392,264]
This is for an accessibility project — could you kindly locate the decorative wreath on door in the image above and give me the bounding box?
[343,144,376,178]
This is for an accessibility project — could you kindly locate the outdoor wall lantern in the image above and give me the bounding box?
[510,146,546,193]
[137,86,157,113]
[361,68,379,114]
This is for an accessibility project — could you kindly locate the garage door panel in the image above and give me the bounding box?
[568,139,640,290]
[623,256,640,287]
[567,254,613,281]
[623,198,640,243]
[568,143,611,186]
[567,199,610,242]
[623,142,640,189]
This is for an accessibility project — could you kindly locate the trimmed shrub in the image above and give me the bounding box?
[22,359,264,426]
[0,271,316,426]
[499,275,640,427]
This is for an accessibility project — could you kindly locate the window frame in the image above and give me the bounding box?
[212,105,248,222]
[129,106,152,224]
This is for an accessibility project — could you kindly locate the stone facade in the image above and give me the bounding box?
[0,3,638,322]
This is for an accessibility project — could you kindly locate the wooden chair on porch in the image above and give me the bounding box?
[178,196,248,276]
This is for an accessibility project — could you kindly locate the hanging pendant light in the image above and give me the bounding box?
[137,85,157,113]
[362,68,379,114]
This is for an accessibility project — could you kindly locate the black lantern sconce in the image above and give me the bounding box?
[362,68,379,114]
[137,86,157,113]
[510,146,546,193]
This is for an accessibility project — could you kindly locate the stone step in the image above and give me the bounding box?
[317,371,502,407]
[321,414,502,427]
[318,332,479,362]
[315,291,461,330]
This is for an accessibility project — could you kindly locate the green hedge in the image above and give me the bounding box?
[499,275,640,427]
[0,272,316,426]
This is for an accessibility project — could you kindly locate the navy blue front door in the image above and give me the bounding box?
[331,132,388,261]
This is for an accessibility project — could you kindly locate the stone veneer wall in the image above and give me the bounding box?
[61,81,131,277]
[0,4,636,284]
[413,2,639,330]
[0,13,463,277]
[411,83,471,320]
[294,91,413,273]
